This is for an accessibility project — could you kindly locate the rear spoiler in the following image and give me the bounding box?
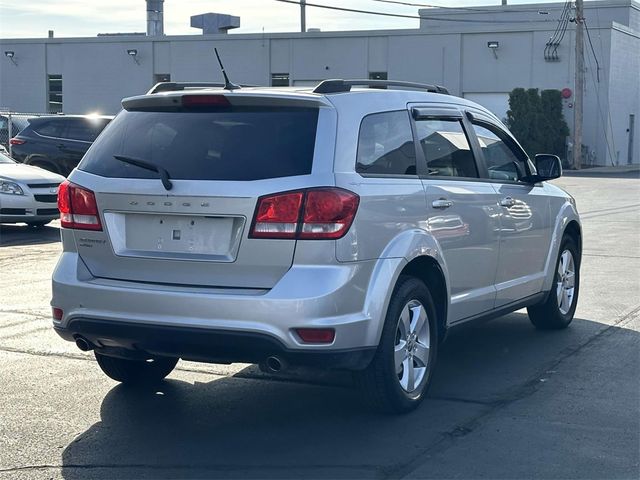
[147,82,259,95]
[123,92,332,111]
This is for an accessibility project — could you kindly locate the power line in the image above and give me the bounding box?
[584,19,600,82]
[584,33,615,165]
[593,6,618,164]
[273,0,555,24]
[369,0,497,13]
[544,1,570,61]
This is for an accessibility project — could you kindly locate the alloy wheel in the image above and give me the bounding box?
[556,249,576,315]
[395,299,430,393]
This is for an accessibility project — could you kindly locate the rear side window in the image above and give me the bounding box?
[79,107,318,181]
[33,121,66,138]
[356,111,416,176]
[415,119,478,178]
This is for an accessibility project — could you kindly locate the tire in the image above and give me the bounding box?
[527,236,580,330]
[355,276,438,414]
[94,352,178,385]
[27,221,51,228]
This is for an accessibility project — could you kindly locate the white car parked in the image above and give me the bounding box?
[0,151,65,227]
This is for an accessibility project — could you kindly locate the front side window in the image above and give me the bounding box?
[415,118,478,178]
[356,111,416,176]
[472,123,526,182]
[65,120,95,142]
[65,119,110,142]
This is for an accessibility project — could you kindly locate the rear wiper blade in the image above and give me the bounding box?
[113,155,173,191]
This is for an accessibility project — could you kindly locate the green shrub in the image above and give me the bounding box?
[506,88,569,160]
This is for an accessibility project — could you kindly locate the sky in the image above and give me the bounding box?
[0,0,556,38]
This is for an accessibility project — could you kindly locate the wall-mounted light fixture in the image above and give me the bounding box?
[4,51,17,65]
[487,41,499,59]
[126,49,140,65]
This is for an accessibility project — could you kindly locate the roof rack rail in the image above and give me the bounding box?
[147,82,257,94]
[312,79,449,95]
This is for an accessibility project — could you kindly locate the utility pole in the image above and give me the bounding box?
[573,0,584,170]
[300,0,306,33]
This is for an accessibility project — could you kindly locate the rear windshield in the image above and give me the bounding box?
[79,107,319,181]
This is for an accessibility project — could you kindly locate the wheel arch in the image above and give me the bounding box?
[563,220,582,263]
[364,230,451,349]
[24,155,61,174]
[542,202,582,292]
[400,256,449,344]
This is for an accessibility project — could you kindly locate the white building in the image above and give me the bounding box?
[1,0,638,165]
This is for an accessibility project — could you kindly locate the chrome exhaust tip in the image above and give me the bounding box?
[262,356,286,373]
[74,336,93,352]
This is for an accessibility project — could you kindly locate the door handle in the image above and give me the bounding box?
[500,196,517,207]
[432,198,453,209]
[56,144,66,149]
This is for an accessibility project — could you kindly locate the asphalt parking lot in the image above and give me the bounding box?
[0,173,638,479]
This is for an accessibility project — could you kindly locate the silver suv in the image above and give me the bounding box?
[52,80,581,413]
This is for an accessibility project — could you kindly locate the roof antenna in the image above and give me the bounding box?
[214,48,241,91]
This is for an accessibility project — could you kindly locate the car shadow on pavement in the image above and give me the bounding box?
[59,313,635,479]
[0,223,60,247]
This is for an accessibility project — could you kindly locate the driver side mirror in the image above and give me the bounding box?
[534,154,562,181]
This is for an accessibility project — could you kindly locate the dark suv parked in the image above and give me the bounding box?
[0,114,29,149]
[10,115,112,176]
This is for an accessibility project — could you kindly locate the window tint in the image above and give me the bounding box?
[356,111,416,176]
[80,107,318,181]
[33,120,66,138]
[65,119,109,142]
[472,123,525,181]
[415,119,477,178]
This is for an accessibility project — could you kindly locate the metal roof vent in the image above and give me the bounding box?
[190,13,240,34]
[146,0,164,36]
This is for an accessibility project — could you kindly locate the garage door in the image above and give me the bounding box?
[464,93,510,123]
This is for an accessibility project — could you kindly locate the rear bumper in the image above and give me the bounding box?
[52,252,403,366]
[54,319,376,369]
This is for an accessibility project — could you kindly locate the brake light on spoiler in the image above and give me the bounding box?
[57,180,102,231]
[250,188,359,240]
[181,95,231,108]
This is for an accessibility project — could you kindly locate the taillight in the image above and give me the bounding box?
[252,192,303,239]
[250,188,359,240]
[300,189,359,239]
[9,138,25,145]
[57,180,102,231]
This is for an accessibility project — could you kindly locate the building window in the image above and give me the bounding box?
[271,73,290,87]
[369,72,388,80]
[154,73,171,84]
[48,75,63,113]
